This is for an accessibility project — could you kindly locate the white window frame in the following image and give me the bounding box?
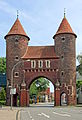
[31,60,36,68]
[38,60,43,68]
[45,60,50,68]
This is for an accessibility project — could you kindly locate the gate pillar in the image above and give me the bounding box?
[26,89,29,107]
[55,80,60,106]
[20,80,27,107]
[55,88,60,106]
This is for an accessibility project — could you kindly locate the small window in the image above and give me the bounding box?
[15,39,18,44]
[31,60,36,68]
[15,56,19,61]
[61,37,65,42]
[14,72,19,77]
[38,60,43,68]
[61,55,64,60]
[61,71,64,76]
[45,60,50,68]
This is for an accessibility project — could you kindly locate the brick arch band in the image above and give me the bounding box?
[26,75,56,89]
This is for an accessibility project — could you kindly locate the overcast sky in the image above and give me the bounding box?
[0,0,82,92]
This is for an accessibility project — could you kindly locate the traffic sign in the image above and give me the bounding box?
[10,88,16,95]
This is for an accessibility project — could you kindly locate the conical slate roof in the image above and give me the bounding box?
[5,18,30,40]
[53,17,77,38]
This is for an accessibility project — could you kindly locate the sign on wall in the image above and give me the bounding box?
[10,88,16,95]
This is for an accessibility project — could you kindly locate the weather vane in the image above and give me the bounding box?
[64,8,66,18]
[17,10,19,18]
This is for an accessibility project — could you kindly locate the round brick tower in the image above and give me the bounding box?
[53,15,77,105]
[5,17,30,105]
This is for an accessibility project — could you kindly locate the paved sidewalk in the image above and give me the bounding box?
[0,107,19,120]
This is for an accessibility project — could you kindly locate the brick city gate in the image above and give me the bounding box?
[12,56,60,107]
[19,59,60,106]
[5,14,77,107]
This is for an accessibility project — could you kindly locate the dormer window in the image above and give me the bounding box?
[45,60,50,68]
[38,60,43,68]
[31,60,36,68]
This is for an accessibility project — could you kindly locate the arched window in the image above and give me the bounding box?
[31,60,36,68]
[38,60,43,68]
[61,93,67,106]
[45,60,50,68]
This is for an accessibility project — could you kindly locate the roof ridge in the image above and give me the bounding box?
[28,45,54,47]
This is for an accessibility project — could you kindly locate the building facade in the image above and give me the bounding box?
[5,14,77,106]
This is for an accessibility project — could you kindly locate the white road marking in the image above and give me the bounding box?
[38,113,50,118]
[53,112,71,117]
[28,111,34,120]
[38,114,42,116]
[61,112,69,114]
[41,113,50,118]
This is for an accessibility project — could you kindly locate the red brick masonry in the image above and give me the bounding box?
[5,15,77,106]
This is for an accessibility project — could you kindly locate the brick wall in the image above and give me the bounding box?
[54,33,76,105]
[6,35,29,105]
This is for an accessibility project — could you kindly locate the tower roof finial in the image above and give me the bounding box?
[64,8,66,18]
[17,10,19,18]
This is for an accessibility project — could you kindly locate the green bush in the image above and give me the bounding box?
[0,87,6,100]
[0,100,6,105]
[29,99,33,104]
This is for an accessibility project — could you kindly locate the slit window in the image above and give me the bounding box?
[61,55,64,60]
[61,71,64,76]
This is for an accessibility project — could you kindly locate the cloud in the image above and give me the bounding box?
[0,0,33,22]
[0,1,16,15]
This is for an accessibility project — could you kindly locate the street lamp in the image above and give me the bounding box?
[10,60,24,110]
[10,59,30,110]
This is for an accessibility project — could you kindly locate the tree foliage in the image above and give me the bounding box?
[29,77,50,97]
[76,80,82,89]
[0,87,6,100]
[0,57,6,73]
[77,55,82,75]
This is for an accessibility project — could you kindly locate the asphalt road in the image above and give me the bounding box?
[20,104,82,120]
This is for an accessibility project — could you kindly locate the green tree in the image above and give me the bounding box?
[0,57,6,73]
[29,77,50,97]
[0,87,6,100]
[76,80,82,89]
[77,55,82,75]
[30,81,38,96]
[36,78,49,92]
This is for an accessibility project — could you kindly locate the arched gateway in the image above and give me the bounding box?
[5,14,77,107]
